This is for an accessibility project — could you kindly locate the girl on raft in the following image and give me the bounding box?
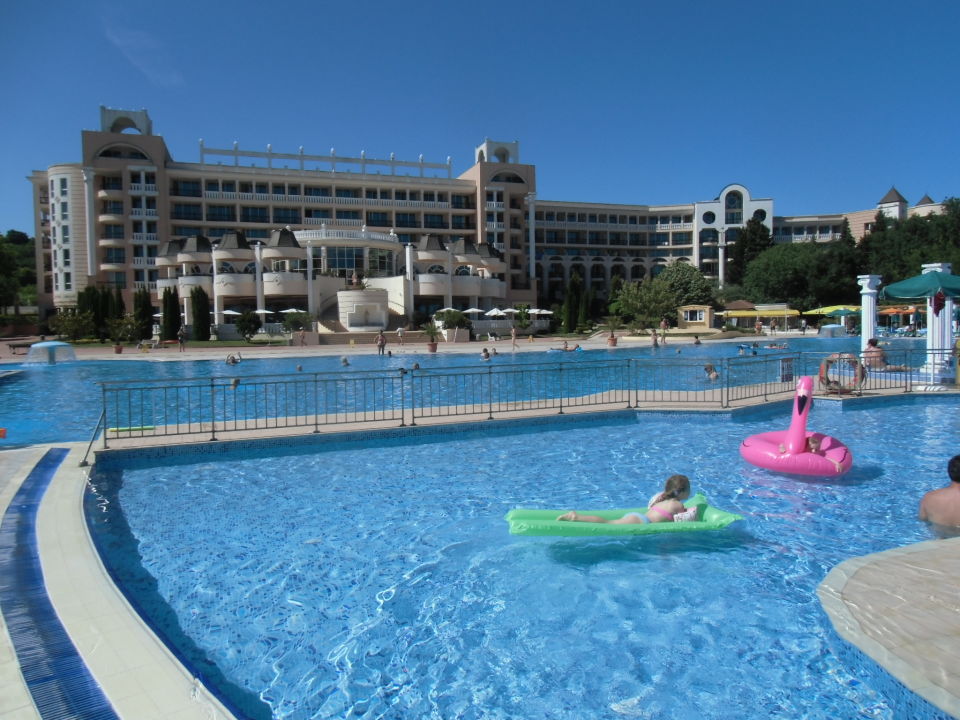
[557,474,697,525]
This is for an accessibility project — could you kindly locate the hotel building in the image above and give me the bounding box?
[28,107,944,330]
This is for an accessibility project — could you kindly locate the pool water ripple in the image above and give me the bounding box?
[86,394,959,719]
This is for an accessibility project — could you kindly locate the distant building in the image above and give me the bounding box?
[28,107,946,324]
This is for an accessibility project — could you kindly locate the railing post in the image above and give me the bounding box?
[557,364,564,415]
[209,378,217,441]
[399,372,407,427]
[409,371,418,426]
[722,358,729,409]
[313,373,320,432]
[487,365,494,420]
[101,385,110,449]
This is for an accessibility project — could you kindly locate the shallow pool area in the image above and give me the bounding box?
[85,393,959,719]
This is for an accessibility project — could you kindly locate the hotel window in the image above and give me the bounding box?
[62,226,70,240]
[64,272,72,291]
[206,180,220,192]
[104,248,126,263]
[172,226,200,236]
[366,189,378,199]
[60,202,69,220]
[287,184,301,196]
[424,214,446,229]
[272,184,287,195]
[102,176,122,191]
[305,185,331,197]
[108,271,126,289]
[684,309,704,323]
[423,191,436,202]
[396,213,418,228]
[273,208,301,224]
[207,205,236,222]
[335,188,359,198]
[256,183,268,194]
[59,178,68,195]
[369,248,392,275]
[451,194,468,209]
[63,248,71,267]
[336,210,360,220]
[366,211,390,227]
[103,225,125,239]
[395,190,407,201]
[172,203,203,220]
[305,209,331,220]
[171,180,201,197]
[222,181,236,193]
[241,206,269,223]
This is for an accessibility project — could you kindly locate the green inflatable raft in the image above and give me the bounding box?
[504,493,743,537]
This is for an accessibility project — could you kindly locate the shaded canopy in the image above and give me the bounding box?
[880,271,960,299]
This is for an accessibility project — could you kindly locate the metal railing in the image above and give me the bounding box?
[98,349,955,447]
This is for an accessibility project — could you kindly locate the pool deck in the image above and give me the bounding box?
[2,332,959,719]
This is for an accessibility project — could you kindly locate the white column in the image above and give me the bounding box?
[254,242,265,312]
[81,168,97,277]
[445,248,453,309]
[306,240,316,317]
[922,262,953,374]
[404,243,414,320]
[211,248,221,325]
[717,229,727,288]
[857,274,881,353]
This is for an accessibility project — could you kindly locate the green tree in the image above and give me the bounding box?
[0,230,36,313]
[513,303,532,331]
[281,311,312,333]
[190,287,211,341]
[611,276,675,329]
[657,262,714,307]
[48,310,95,340]
[561,272,583,333]
[235,310,262,341]
[742,243,823,309]
[133,287,153,340]
[728,218,773,285]
[161,288,180,340]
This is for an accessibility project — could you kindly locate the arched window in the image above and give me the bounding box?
[454,265,472,276]
[426,264,445,274]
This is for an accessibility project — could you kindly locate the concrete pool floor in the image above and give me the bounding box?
[1,334,958,719]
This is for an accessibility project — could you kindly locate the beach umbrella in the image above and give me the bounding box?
[502,308,519,314]
[435,307,456,314]
[537,309,554,315]
[485,308,506,317]
[880,271,960,299]
[221,309,242,316]
[464,308,485,315]
[279,308,304,313]
[826,308,858,318]
[253,309,272,315]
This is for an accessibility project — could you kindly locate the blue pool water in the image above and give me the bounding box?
[0,337,921,447]
[86,394,959,719]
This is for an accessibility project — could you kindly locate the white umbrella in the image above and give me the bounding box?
[279,308,304,313]
[464,308,485,315]
[221,309,242,316]
[485,308,506,317]
[254,309,272,315]
[152,313,162,318]
[435,307,456,314]
[537,309,554,315]
[502,308,519,314]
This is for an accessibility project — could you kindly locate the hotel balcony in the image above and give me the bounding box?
[177,275,213,294]
[133,280,158,291]
[481,277,506,298]
[132,257,157,267]
[214,273,257,297]
[414,273,450,296]
[98,237,125,247]
[98,213,124,223]
[450,274,481,295]
[132,233,159,243]
[99,262,126,272]
[131,208,159,218]
[156,277,179,292]
[129,183,158,194]
[97,188,124,200]
[263,271,307,296]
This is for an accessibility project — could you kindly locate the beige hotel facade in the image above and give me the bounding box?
[28,107,945,329]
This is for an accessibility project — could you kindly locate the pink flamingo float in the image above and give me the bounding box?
[739,375,852,476]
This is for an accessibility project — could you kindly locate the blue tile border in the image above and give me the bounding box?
[0,447,120,720]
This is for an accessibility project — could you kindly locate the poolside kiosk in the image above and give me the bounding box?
[677,305,714,331]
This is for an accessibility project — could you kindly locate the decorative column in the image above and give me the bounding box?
[81,168,97,277]
[211,244,221,326]
[445,247,453,309]
[857,274,881,353]
[306,239,316,318]
[717,228,727,289]
[254,242,265,313]
[404,242,414,321]
[922,262,953,374]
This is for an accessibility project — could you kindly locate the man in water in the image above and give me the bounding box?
[919,455,960,527]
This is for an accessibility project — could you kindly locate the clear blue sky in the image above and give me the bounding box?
[3,0,959,235]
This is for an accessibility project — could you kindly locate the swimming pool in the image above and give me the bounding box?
[0,337,922,447]
[86,393,959,719]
